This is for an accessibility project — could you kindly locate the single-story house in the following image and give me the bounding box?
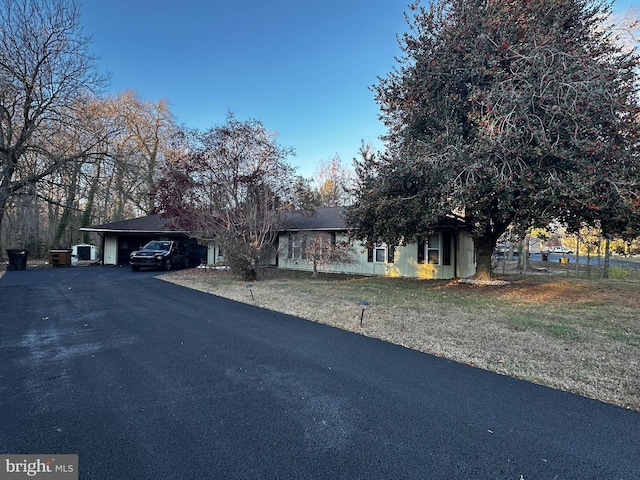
[79,214,218,266]
[279,206,476,279]
[82,208,476,279]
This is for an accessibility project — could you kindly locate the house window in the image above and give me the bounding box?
[418,234,441,265]
[288,234,306,259]
[367,244,395,263]
[427,234,440,264]
[418,232,452,266]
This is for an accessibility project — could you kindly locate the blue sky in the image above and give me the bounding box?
[80,0,637,178]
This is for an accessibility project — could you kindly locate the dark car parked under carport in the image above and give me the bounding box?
[129,240,189,271]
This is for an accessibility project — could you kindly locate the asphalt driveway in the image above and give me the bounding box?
[1,266,639,479]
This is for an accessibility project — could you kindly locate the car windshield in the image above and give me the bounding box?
[143,241,171,251]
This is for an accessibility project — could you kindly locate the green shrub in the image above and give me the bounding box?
[608,265,629,280]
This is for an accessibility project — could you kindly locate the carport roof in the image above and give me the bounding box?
[80,214,187,234]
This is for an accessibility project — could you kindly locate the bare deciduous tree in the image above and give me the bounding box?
[101,91,176,215]
[0,0,107,259]
[156,114,298,280]
[300,231,356,277]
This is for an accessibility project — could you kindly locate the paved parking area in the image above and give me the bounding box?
[1,266,639,479]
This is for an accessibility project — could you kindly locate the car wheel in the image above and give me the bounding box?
[183,258,189,269]
[164,259,172,271]
[131,265,140,271]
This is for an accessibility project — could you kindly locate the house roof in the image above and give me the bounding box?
[283,206,469,232]
[81,209,347,236]
[82,208,469,236]
[284,206,346,231]
[80,214,187,234]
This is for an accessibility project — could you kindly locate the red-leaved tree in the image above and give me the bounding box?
[155,114,298,280]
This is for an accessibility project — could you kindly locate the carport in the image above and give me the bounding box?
[80,214,215,266]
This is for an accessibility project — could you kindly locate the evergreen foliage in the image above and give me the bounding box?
[346,0,640,279]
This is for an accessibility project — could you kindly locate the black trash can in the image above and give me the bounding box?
[541,252,549,262]
[6,249,28,271]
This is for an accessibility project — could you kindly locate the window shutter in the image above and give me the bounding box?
[417,241,425,264]
[367,247,373,263]
[387,246,395,264]
[288,235,293,259]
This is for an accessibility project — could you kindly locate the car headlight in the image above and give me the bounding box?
[130,253,135,258]
[156,255,163,260]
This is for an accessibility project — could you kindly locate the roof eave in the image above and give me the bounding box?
[79,227,189,234]
[282,227,346,232]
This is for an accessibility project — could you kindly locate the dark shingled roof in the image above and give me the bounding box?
[80,214,185,233]
[284,206,346,231]
[82,210,348,234]
[82,208,469,235]
[283,206,468,232]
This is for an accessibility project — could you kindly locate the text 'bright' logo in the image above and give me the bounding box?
[5,459,52,476]
[0,455,77,480]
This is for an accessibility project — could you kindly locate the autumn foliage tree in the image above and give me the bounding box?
[346,0,640,279]
[314,155,355,207]
[155,114,298,280]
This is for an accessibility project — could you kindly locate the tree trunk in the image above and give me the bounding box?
[81,160,102,244]
[53,160,82,248]
[521,234,531,273]
[0,155,16,263]
[471,218,509,280]
[603,237,611,279]
[474,236,495,281]
[245,266,257,282]
[575,236,580,277]
[0,200,6,263]
[597,237,602,276]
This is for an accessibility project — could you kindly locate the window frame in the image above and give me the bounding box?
[418,232,452,266]
[427,233,440,265]
[288,234,306,260]
[367,244,395,263]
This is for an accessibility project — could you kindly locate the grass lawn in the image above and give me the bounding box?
[162,261,640,411]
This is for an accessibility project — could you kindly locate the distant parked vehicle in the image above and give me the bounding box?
[493,244,518,257]
[129,240,189,271]
[542,246,574,254]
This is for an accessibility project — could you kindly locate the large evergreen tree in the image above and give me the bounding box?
[346,0,639,279]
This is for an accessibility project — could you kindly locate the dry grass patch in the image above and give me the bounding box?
[162,267,640,411]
